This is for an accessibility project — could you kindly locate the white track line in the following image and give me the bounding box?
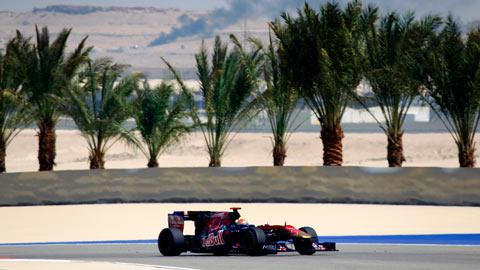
[0,259,201,270]
[0,259,72,262]
[114,262,201,270]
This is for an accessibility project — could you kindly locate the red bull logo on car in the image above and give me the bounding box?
[202,230,225,247]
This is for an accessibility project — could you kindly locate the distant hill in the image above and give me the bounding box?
[32,5,173,15]
[0,5,266,78]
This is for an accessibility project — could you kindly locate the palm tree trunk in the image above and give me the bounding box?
[89,149,105,169]
[148,156,159,168]
[273,140,286,166]
[457,143,476,168]
[209,157,221,167]
[0,139,6,173]
[387,132,406,167]
[320,124,344,166]
[38,119,56,171]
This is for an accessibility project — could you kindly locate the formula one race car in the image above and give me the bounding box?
[157,207,336,256]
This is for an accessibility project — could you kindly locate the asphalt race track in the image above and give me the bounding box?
[1,244,479,270]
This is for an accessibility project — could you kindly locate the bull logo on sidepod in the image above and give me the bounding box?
[202,230,225,247]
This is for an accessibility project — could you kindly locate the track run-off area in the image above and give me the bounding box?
[1,203,479,269]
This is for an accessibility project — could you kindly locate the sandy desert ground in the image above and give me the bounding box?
[5,130,479,173]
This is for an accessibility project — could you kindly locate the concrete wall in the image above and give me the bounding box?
[1,166,479,206]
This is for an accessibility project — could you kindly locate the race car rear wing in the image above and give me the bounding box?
[168,212,185,232]
[168,209,242,232]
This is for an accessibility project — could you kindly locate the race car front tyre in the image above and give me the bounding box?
[295,226,318,255]
[299,226,318,244]
[158,228,185,256]
[243,228,266,256]
[294,237,316,255]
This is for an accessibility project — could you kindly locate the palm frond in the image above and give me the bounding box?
[14,26,91,123]
[273,2,362,130]
[424,17,480,166]
[164,36,261,166]
[132,79,193,163]
[355,9,441,141]
[62,58,141,167]
[251,31,300,154]
[0,36,34,151]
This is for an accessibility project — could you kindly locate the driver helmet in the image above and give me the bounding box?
[236,218,248,225]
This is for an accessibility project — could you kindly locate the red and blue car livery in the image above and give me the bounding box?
[157,207,336,256]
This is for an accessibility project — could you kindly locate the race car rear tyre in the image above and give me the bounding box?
[299,226,318,244]
[243,228,266,256]
[158,228,184,256]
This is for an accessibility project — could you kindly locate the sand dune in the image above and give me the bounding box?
[5,130,479,173]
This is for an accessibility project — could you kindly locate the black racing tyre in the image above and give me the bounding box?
[299,226,318,244]
[158,228,184,256]
[295,226,317,255]
[243,228,266,256]
[294,237,316,255]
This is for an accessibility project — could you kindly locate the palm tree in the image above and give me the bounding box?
[253,34,300,166]
[357,9,442,167]
[61,58,141,169]
[14,26,91,171]
[271,1,363,166]
[424,18,480,168]
[164,35,262,167]
[0,36,32,172]
[133,80,193,168]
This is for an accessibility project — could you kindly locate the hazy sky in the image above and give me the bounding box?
[1,0,479,22]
